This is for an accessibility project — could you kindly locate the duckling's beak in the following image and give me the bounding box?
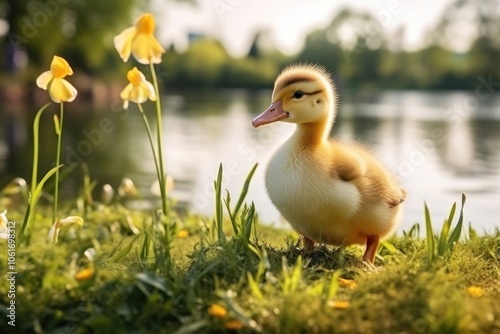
[252,100,288,127]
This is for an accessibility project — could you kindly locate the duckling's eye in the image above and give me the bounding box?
[292,91,304,99]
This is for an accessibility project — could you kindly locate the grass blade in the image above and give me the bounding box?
[437,202,456,256]
[248,245,269,282]
[173,321,209,334]
[447,193,466,251]
[213,163,225,241]
[135,272,172,296]
[403,223,420,238]
[247,272,264,301]
[29,102,51,198]
[224,190,239,235]
[380,240,401,255]
[289,255,302,293]
[281,257,290,294]
[411,223,420,238]
[232,163,258,218]
[106,235,141,263]
[424,202,435,263]
[327,270,343,300]
[468,222,477,240]
[32,165,63,209]
[242,203,255,243]
[140,224,153,262]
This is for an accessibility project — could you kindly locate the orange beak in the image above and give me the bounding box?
[252,100,289,128]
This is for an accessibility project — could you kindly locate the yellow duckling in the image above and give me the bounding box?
[252,64,406,263]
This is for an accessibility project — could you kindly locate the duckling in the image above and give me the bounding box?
[252,64,406,263]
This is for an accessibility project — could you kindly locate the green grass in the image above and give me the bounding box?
[0,168,499,334]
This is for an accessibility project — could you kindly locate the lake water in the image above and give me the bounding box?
[1,89,499,233]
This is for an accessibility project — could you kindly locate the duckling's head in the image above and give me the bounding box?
[252,64,337,128]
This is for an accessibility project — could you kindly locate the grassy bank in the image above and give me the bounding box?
[0,170,499,334]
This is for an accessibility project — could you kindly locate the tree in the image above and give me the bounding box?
[0,0,145,75]
[428,0,500,84]
[296,8,387,87]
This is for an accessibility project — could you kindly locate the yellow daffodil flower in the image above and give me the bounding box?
[120,67,156,109]
[114,13,165,64]
[36,56,77,103]
[48,216,84,243]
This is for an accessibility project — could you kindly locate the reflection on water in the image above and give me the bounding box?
[1,90,499,232]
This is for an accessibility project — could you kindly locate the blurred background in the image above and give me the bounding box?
[0,0,499,232]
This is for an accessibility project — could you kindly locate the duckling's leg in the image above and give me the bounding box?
[302,236,316,251]
[362,235,380,264]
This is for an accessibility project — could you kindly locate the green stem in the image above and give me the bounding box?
[19,164,62,246]
[29,103,51,197]
[22,102,51,244]
[53,103,64,223]
[137,104,162,192]
[149,63,168,216]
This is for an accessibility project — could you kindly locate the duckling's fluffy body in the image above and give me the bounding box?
[253,64,406,262]
[267,138,402,247]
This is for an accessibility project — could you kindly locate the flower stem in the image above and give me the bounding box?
[138,104,162,192]
[149,63,168,216]
[53,102,64,223]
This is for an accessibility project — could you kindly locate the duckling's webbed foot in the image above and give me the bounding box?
[362,235,380,264]
[302,236,316,251]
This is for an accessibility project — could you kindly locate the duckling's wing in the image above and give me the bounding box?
[330,142,407,208]
[387,188,407,208]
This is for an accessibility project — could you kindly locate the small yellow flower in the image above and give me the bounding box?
[36,56,77,103]
[208,304,227,318]
[177,229,189,238]
[120,67,156,109]
[338,278,357,290]
[225,319,245,330]
[114,13,165,64]
[75,268,95,282]
[467,285,485,298]
[327,300,350,309]
[48,216,84,243]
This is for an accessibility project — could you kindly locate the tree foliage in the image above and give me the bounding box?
[162,39,282,89]
[292,2,500,90]
[0,0,145,75]
[161,0,500,90]
[1,0,499,89]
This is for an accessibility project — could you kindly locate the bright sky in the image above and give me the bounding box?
[152,0,456,56]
